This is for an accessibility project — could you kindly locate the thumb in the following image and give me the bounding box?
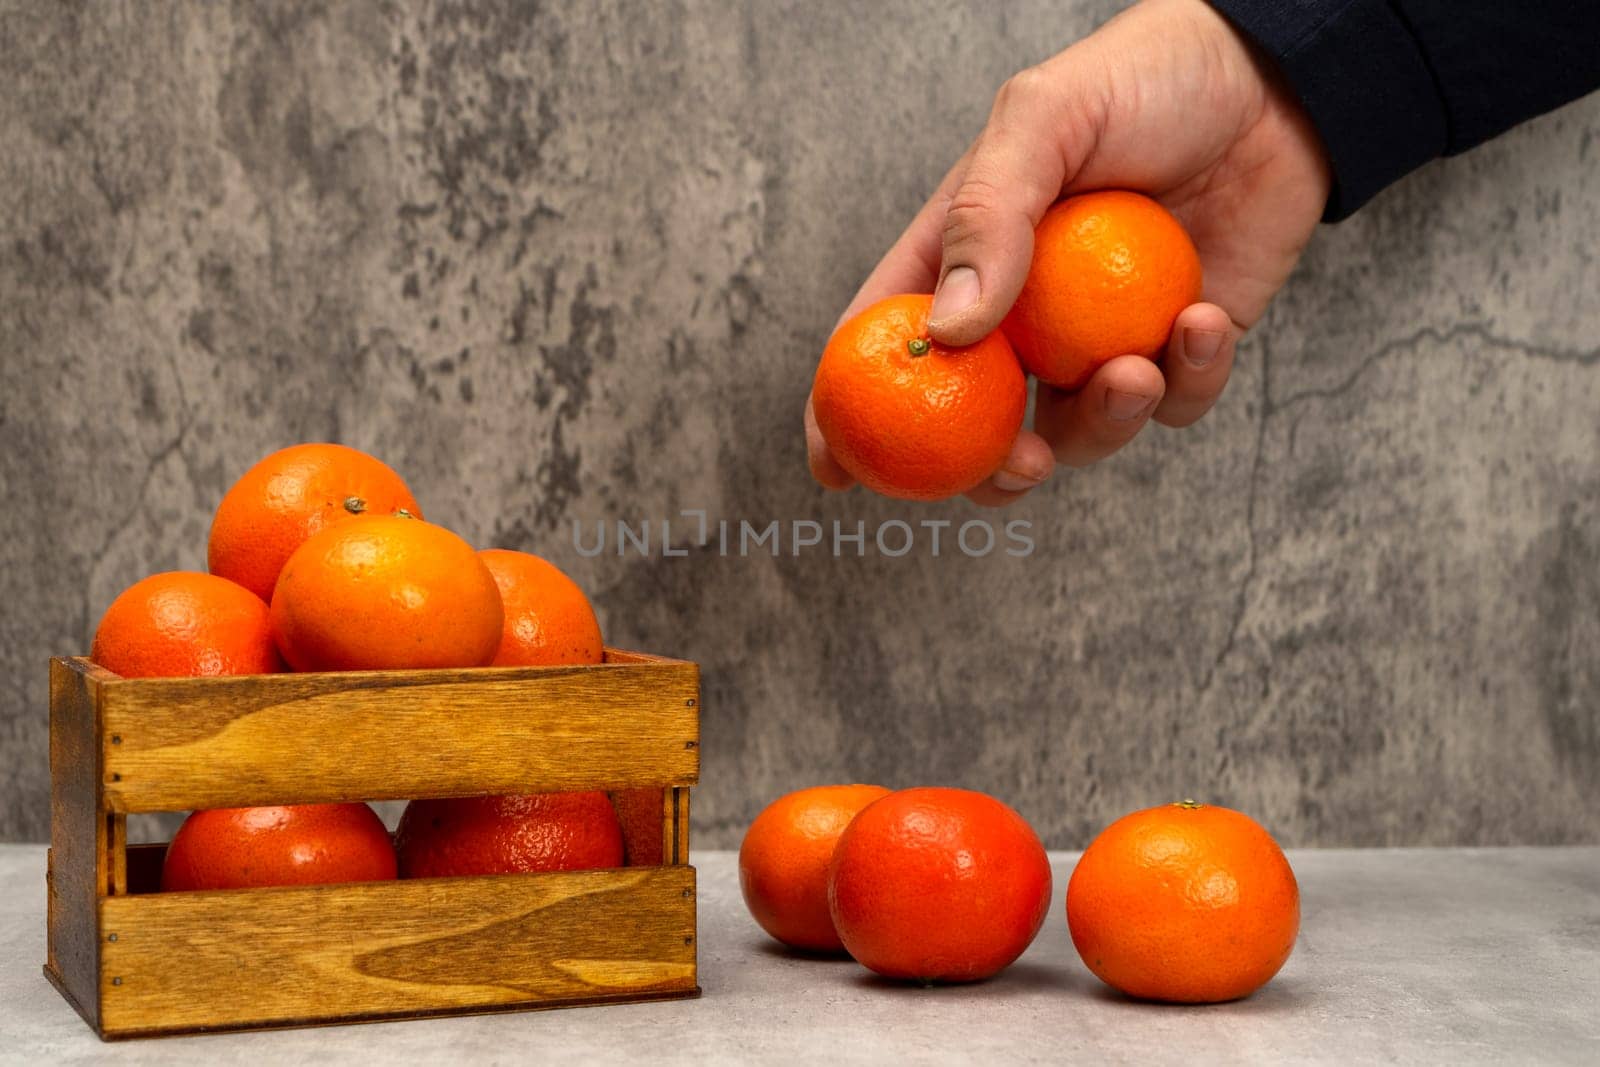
[929,67,1091,347]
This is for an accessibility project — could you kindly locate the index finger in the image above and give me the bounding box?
[805,391,856,490]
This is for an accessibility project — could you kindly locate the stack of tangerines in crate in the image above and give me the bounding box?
[96,443,666,883]
[46,443,700,1040]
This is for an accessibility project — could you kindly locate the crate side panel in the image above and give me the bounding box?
[99,660,699,812]
[47,658,106,1029]
[660,787,675,866]
[671,788,691,865]
[109,814,127,895]
[97,866,697,1035]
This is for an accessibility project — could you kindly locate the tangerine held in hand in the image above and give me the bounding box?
[1004,190,1203,390]
[91,571,283,678]
[811,294,1027,501]
[1066,800,1299,1003]
[395,792,624,878]
[269,515,503,672]
[161,804,397,891]
[739,784,891,953]
[209,442,422,602]
[827,787,1052,982]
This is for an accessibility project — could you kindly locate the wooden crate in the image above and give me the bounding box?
[44,651,700,1040]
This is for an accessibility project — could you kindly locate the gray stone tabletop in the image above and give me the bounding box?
[2,846,1596,1064]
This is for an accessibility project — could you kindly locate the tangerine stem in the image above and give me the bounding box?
[907,337,932,357]
[1173,798,1204,810]
[344,496,367,515]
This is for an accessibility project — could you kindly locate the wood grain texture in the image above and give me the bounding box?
[97,865,697,1036]
[45,657,111,1030]
[659,788,675,865]
[671,787,691,865]
[87,651,699,812]
[600,650,681,666]
[109,814,126,896]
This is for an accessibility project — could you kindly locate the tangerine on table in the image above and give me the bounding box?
[269,514,503,672]
[738,784,890,953]
[1004,190,1203,390]
[91,571,282,678]
[478,549,603,667]
[827,787,1051,981]
[395,792,624,878]
[161,803,396,891]
[811,293,1027,501]
[208,442,421,603]
[1066,800,1300,1003]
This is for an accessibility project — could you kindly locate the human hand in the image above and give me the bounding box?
[806,0,1332,505]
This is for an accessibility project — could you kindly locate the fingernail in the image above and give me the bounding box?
[991,467,1045,493]
[930,266,980,325]
[1105,389,1155,421]
[1183,327,1226,369]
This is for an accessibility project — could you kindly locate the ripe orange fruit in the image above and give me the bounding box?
[1066,800,1299,1003]
[161,803,396,891]
[209,442,422,602]
[738,784,890,953]
[395,792,624,878]
[478,549,603,666]
[1004,190,1203,390]
[827,787,1051,981]
[611,789,666,866]
[811,293,1026,501]
[91,571,283,678]
[270,515,503,671]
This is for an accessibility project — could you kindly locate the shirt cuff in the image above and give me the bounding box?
[1207,0,1448,221]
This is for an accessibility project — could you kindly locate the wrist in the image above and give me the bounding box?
[1204,0,1436,219]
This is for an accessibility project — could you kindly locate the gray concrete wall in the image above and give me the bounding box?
[3,1,1597,847]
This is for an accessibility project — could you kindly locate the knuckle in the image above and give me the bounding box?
[944,180,1002,224]
[994,66,1052,113]
[941,172,1007,246]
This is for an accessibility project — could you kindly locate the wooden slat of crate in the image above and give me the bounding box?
[73,654,699,813]
[672,788,691,865]
[97,865,698,1037]
[659,788,676,865]
[45,657,116,1030]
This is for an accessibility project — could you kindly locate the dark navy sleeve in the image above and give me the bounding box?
[1206,1,1600,220]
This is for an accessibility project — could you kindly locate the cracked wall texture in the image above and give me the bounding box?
[2,1,1597,846]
